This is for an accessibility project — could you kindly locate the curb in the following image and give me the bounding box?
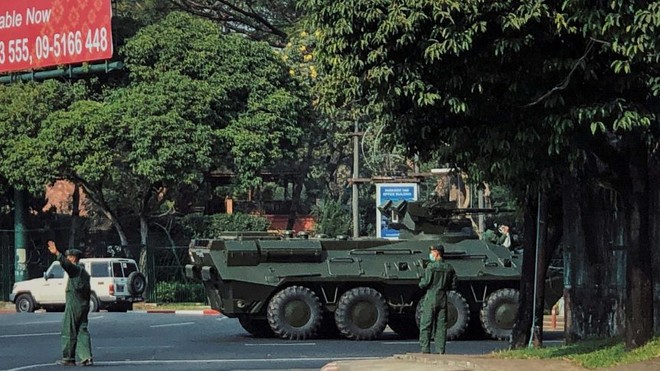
[143,309,221,316]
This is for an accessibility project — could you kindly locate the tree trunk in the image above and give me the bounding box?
[624,156,654,349]
[531,190,549,348]
[68,182,80,248]
[140,214,149,247]
[287,175,304,230]
[137,212,150,277]
[511,190,539,348]
[78,181,128,246]
[563,169,626,343]
[104,209,128,246]
[650,155,660,336]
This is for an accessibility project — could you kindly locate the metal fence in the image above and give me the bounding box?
[1,231,54,301]
[149,246,205,303]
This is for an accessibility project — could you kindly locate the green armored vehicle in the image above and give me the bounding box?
[187,199,534,341]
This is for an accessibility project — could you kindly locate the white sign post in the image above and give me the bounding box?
[376,183,418,239]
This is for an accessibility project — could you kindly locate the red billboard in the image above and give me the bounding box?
[0,0,113,74]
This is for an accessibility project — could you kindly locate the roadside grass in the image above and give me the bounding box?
[494,336,660,369]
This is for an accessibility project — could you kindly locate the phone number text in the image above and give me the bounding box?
[0,27,109,67]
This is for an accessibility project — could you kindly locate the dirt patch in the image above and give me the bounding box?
[0,301,15,312]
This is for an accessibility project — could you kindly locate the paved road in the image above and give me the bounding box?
[0,312,517,371]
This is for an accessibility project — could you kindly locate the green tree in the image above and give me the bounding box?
[301,0,658,349]
[123,12,309,193]
[169,0,298,46]
[0,81,83,191]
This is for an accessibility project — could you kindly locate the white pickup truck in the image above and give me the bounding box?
[10,258,146,313]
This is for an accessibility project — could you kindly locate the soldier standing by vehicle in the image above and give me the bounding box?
[418,244,457,354]
[46,241,93,366]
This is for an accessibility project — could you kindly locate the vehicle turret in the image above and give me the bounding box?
[378,198,497,241]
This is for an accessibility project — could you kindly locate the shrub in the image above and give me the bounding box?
[179,212,271,238]
[155,281,206,303]
[311,199,351,237]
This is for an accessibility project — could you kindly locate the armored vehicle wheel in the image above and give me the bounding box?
[238,316,276,338]
[415,291,470,340]
[335,287,388,340]
[267,286,323,340]
[480,288,520,340]
[388,315,418,339]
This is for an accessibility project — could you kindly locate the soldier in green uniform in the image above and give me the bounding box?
[418,244,457,354]
[46,241,93,366]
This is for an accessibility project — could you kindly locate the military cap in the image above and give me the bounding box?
[64,249,83,258]
[429,244,445,254]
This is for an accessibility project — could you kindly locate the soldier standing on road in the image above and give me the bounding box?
[46,241,94,366]
[418,244,457,354]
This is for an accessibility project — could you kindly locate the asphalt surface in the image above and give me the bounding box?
[0,311,515,371]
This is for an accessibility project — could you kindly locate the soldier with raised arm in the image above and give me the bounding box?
[46,240,93,366]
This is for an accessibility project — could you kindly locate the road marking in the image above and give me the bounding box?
[90,315,104,319]
[244,342,316,346]
[0,332,59,338]
[2,320,61,326]
[149,321,195,328]
[216,316,228,322]
[4,357,381,370]
[96,345,175,349]
[381,341,419,345]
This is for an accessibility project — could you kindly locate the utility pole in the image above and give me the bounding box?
[14,189,27,282]
[351,122,360,238]
[478,187,485,233]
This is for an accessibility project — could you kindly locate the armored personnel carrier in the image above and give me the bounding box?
[186,199,534,341]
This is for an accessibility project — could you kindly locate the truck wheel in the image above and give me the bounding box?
[89,293,100,313]
[238,316,276,338]
[335,287,388,340]
[15,294,36,313]
[480,288,520,340]
[415,291,470,340]
[127,272,147,296]
[388,315,418,339]
[267,286,323,340]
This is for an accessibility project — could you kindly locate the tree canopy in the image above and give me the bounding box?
[168,0,299,46]
[301,0,659,348]
[0,11,312,247]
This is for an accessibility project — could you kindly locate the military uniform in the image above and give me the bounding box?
[58,250,93,365]
[418,250,457,354]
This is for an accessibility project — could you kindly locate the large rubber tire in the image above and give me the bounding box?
[238,316,276,338]
[127,272,147,296]
[267,286,323,340]
[15,294,36,313]
[415,290,470,340]
[480,288,520,340]
[388,314,419,339]
[335,287,388,340]
[89,293,100,313]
